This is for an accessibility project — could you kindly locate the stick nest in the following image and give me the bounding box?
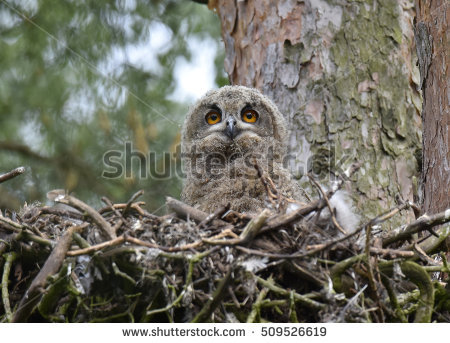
[0,177,449,323]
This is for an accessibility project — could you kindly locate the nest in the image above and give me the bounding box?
[0,166,449,323]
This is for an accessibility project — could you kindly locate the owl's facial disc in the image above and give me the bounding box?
[201,102,266,150]
[222,106,260,140]
[204,105,242,141]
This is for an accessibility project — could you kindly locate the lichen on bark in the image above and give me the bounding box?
[216,0,422,227]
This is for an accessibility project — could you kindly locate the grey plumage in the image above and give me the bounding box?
[180,85,359,232]
[181,85,306,214]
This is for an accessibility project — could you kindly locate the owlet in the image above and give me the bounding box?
[180,85,307,214]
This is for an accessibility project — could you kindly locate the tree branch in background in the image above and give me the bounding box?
[0,142,51,162]
[0,140,109,199]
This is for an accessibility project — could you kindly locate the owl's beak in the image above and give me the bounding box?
[225,117,237,139]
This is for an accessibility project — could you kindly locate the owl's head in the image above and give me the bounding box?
[182,86,288,156]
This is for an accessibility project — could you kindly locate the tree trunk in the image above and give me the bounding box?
[415,0,449,215]
[214,0,422,225]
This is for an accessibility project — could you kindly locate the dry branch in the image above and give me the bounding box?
[166,196,230,228]
[1,252,16,322]
[12,223,88,322]
[383,208,450,246]
[0,166,25,184]
[48,190,116,240]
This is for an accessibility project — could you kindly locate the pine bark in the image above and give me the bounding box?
[214,0,422,225]
[415,0,449,214]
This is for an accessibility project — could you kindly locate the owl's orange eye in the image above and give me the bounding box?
[205,111,221,125]
[242,109,258,123]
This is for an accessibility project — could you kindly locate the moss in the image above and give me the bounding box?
[321,0,421,223]
[277,0,419,224]
[283,41,312,65]
[378,0,403,44]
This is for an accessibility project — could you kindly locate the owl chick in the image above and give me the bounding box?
[180,86,359,231]
[181,85,306,214]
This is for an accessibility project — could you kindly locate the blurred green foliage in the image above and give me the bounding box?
[0,0,227,212]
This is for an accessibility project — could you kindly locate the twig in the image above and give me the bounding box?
[125,235,203,252]
[1,252,16,322]
[145,248,219,319]
[379,261,434,323]
[330,254,365,293]
[253,161,279,207]
[198,203,230,228]
[129,203,150,216]
[50,190,116,240]
[228,286,240,308]
[66,235,125,256]
[40,206,84,220]
[67,227,239,256]
[290,261,325,287]
[380,274,408,322]
[402,223,450,255]
[364,222,383,322]
[166,197,230,228]
[101,197,124,218]
[123,190,144,216]
[260,163,358,231]
[413,243,440,265]
[338,285,368,322]
[365,224,374,290]
[422,253,450,273]
[382,208,450,247]
[100,197,124,232]
[203,209,270,245]
[262,198,324,231]
[0,166,25,184]
[131,228,238,252]
[258,163,356,231]
[72,232,90,249]
[255,275,325,310]
[239,209,271,243]
[235,245,298,259]
[112,262,136,285]
[16,230,54,247]
[304,202,414,257]
[440,252,449,270]
[246,286,268,323]
[308,174,347,234]
[288,290,299,322]
[0,215,54,247]
[369,247,414,258]
[369,202,412,227]
[0,215,25,231]
[191,268,232,323]
[98,201,146,215]
[12,223,87,322]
